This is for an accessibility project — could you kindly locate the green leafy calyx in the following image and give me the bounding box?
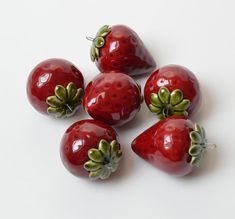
[149,87,190,119]
[90,25,111,62]
[189,124,207,167]
[46,82,83,118]
[83,140,122,180]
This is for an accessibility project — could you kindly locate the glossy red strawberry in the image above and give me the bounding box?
[144,65,201,119]
[60,119,122,180]
[132,116,213,176]
[83,72,142,126]
[89,25,156,76]
[27,58,84,118]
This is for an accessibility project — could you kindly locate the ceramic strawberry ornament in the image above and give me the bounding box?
[60,119,122,180]
[88,25,156,76]
[83,72,142,126]
[27,58,84,118]
[132,116,215,176]
[144,65,201,119]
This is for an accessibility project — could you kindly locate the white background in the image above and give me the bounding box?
[0,0,234,218]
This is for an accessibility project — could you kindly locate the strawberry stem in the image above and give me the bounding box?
[204,143,216,149]
[66,104,73,112]
[162,104,171,117]
[86,36,95,42]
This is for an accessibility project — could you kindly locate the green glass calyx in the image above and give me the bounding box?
[83,139,122,180]
[46,82,84,118]
[149,87,190,119]
[189,124,207,167]
[90,25,111,62]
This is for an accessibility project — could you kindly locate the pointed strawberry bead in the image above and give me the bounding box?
[89,25,156,77]
[131,116,214,176]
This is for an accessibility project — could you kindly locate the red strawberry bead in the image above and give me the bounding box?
[132,116,211,176]
[89,25,156,76]
[60,119,122,180]
[144,65,201,119]
[83,72,142,126]
[27,58,84,118]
